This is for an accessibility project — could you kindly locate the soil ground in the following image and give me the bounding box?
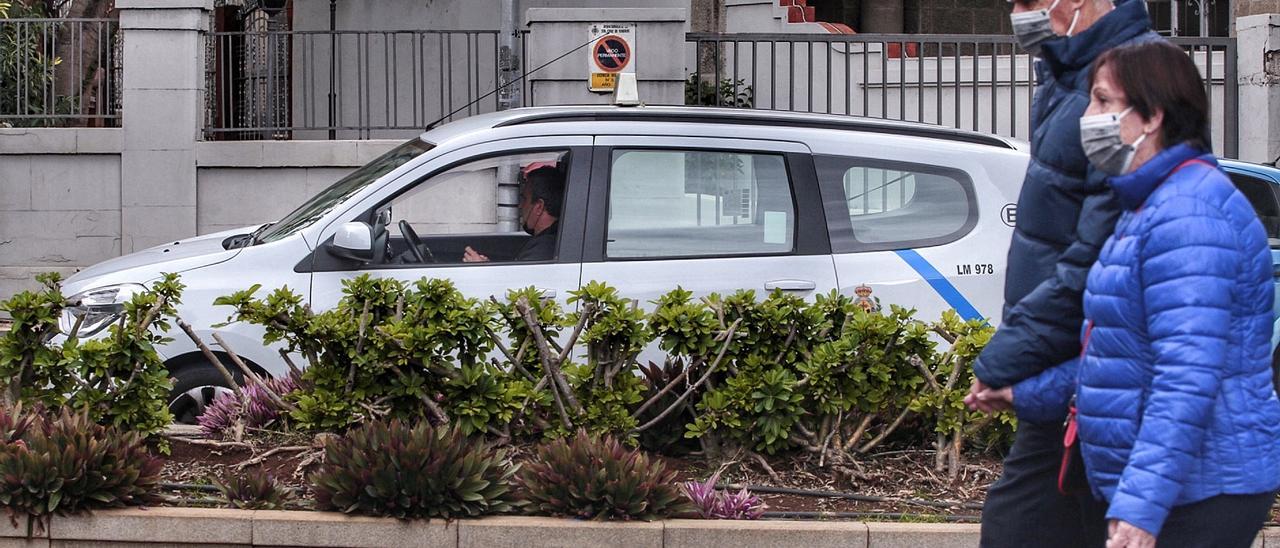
[155,428,1280,524]
[158,427,998,520]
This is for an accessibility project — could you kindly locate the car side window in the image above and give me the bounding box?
[1228,172,1280,240]
[605,149,795,259]
[816,155,975,252]
[378,150,570,265]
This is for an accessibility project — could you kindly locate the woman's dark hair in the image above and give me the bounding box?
[1088,41,1210,151]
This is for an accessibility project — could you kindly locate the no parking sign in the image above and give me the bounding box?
[587,23,635,92]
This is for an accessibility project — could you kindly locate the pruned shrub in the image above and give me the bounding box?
[212,274,1008,480]
[309,419,515,519]
[0,406,162,531]
[516,429,688,521]
[215,276,520,431]
[213,470,293,510]
[0,272,183,441]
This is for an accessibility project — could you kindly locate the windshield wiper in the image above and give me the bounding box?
[249,222,275,246]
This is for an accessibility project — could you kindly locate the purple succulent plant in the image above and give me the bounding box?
[679,472,767,520]
[197,371,302,436]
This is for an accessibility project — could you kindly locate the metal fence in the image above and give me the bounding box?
[204,29,506,140]
[686,33,1238,158]
[198,27,1239,153]
[0,18,121,127]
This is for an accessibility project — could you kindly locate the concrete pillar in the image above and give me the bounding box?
[525,8,688,106]
[117,0,211,252]
[1237,14,1280,165]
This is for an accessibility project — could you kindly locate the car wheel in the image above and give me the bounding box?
[1272,344,1280,396]
[168,366,241,425]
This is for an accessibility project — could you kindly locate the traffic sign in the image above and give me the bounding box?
[587,23,635,92]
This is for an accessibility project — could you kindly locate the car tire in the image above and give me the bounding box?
[1272,344,1280,396]
[168,365,242,425]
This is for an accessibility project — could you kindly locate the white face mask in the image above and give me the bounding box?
[1079,106,1149,175]
[1009,0,1081,56]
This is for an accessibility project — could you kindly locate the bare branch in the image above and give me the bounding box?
[771,325,798,364]
[277,349,305,378]
[421,395,451,427]
[557,302,596,365]
[857,407,914,454]
[631,356,703,419]
[235,445,310,470]
[135,294,169,335]
[212,332,299,414]
[348,299,371,393]
[631,319,741,433]
[843,414,874,453]
[911,354,942,392]
[164,436,251,450]
[177,319,242,398]
[516,297,581,414]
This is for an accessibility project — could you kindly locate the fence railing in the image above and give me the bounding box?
[686,33,1238,158]
[197,27,1239,154]
[0,18,121,127]
[204,29,506,140]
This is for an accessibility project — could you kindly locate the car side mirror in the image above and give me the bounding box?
[328,221,375,262]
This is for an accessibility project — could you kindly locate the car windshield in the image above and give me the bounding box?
[257,139,434,244]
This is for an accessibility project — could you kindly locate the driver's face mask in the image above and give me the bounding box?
[518,188,539,236]
[1009,0,1081,57]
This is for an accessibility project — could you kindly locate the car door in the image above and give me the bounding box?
[1224,165,1280,353]
[811,136,1020,325]
[305,137,591,312]
[579,135,838,310]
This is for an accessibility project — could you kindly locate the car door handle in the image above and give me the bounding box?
[535,287,557,299]
[764,279,816,292]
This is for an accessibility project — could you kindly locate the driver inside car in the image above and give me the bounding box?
[461,164,563,263]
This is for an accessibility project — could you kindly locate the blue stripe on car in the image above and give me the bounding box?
[894,249,984,322]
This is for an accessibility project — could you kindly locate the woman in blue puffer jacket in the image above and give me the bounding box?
[973,41,1280,547]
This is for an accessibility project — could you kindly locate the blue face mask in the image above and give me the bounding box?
[1080,107,1149,175]
[1009,0,1080,56]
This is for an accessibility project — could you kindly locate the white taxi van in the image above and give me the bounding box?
[58,105,1029,422]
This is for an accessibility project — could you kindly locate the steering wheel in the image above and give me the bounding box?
[398,220,435,263]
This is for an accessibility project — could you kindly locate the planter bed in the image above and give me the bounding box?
[0,508,980,548]
[6,508,1280,548]
[158,428,998,520]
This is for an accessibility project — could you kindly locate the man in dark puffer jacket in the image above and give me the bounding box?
[967,1,1160,546]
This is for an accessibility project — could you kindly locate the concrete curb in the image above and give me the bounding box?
[5,508,1270,547]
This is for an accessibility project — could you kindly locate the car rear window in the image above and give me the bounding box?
[816,155,976,252]
[605,149,796,259]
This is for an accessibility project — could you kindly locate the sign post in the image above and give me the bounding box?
[587,23,635,92]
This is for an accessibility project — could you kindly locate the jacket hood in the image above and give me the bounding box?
[1108,142,1215,210]
[1040,0,1154,76]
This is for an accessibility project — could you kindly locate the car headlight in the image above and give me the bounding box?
[60,284,146,337]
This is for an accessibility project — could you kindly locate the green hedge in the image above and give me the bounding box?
[216,275,1014,476]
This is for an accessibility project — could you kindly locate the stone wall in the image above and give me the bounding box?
[1238,0,1280,16]
[0,129,124,299]
[193,140,400,235]
[906,0,1011,35]
[0,133,402,299]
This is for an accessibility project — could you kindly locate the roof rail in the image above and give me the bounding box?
[494,109,1016,149]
